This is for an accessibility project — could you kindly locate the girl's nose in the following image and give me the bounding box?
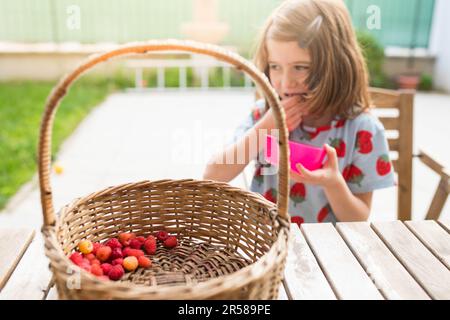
[282,72,297,89]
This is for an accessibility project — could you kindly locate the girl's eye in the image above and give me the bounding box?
[294,65,309,71]
[269,64,280,71]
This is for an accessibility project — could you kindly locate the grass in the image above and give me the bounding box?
[0,76,133,210]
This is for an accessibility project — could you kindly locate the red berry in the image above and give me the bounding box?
[111,247,123,260]
[105,238,123,249]
[126,249,144,258]
[90,258,101,266]
[79,259,91,272]
[135,236,146,244]
[118,233,136,246]
[112,258,124,266]
[69,252,83,265]
[156,231,169,242]
[122,247,131,257]
[96,246,112,262]
[144,236,157,255]
[90,264,103,276]
[108,265,124,281]
[138,256,152,268]
[163,236,178,249]
[100,263,113,275]
[84,253,96,262]
[129,238,143,249]
[92,242,101,255]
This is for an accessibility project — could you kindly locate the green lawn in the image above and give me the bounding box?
[0,77,132,210]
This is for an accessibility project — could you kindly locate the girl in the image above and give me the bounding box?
[203,0,395,224]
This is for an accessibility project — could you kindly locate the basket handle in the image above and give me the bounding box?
[38,39,290,226]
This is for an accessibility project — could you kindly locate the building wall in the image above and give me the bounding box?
[429,0,450,92]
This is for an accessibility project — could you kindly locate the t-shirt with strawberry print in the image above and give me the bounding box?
[230,99,396,225]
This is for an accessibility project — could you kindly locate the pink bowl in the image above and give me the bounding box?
[264,134,326,173]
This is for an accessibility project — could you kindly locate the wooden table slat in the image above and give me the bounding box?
[283,224,336,300]
[405,220,450,269]
[372,221,450,300]
[0,228,35,292]
[0,232,53,300]
[336,222,430,300]
[301,223,383,300]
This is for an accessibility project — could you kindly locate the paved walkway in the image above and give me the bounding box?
[0,90,449,230]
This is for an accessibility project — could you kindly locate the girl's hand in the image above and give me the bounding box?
[261,95,308,132]
[290,144,343,189]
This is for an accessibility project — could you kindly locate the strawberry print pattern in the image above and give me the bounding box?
[230,99,395,225]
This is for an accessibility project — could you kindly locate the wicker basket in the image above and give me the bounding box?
[39,39,291,300]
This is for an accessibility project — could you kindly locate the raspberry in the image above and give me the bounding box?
[79,259,91,272]
[78,240,93,254]
[105,238,123,250]
[69,252,83,265]
[143,237,156,255]
[91,259,101,266]
[90,264,103,276]
[135,236,146,244]
[123,256,139,272]
[111,247,123,260]
[96,246,112,262]
[129,238,143,249]
[138,256,152,268]
[126,249,144,258]
[122,247,131,257]
[92,242,101,255]
[118,233,136,246]
[100,263,113,275]
[108,265,124,281]
[84,253,96,262]
[163,236,178,249]
[112,258,124,266]
[156,231,169,242]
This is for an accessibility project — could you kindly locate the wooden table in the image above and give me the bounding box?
[1,220,449,300]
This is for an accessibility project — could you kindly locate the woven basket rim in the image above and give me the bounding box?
[44,179,289,298]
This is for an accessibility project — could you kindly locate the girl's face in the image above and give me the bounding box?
[266,39,311,100]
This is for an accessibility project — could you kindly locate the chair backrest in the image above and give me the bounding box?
[369,87,415,220]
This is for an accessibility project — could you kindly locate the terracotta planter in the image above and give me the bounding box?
[396,75,420,90]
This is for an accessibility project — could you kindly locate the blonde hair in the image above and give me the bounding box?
[253,0,370,119]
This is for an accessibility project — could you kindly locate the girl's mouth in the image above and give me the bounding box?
[282,93,307,99]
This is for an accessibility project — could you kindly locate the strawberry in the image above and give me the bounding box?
[290,183,306,206]
[263,188,277,204]
[251,108,262,122]
[156,231,169,242]
[164,236,178,249]
[291,216,304,227]
[334,119,346,128]
[317,205,330,222]
[355,130,373,154]
[301,125,331,141]
[343,164,364,186]
[254,166,264,186]
[376,154,392,176]
[144,236,157,255]
[329,138,346,158]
